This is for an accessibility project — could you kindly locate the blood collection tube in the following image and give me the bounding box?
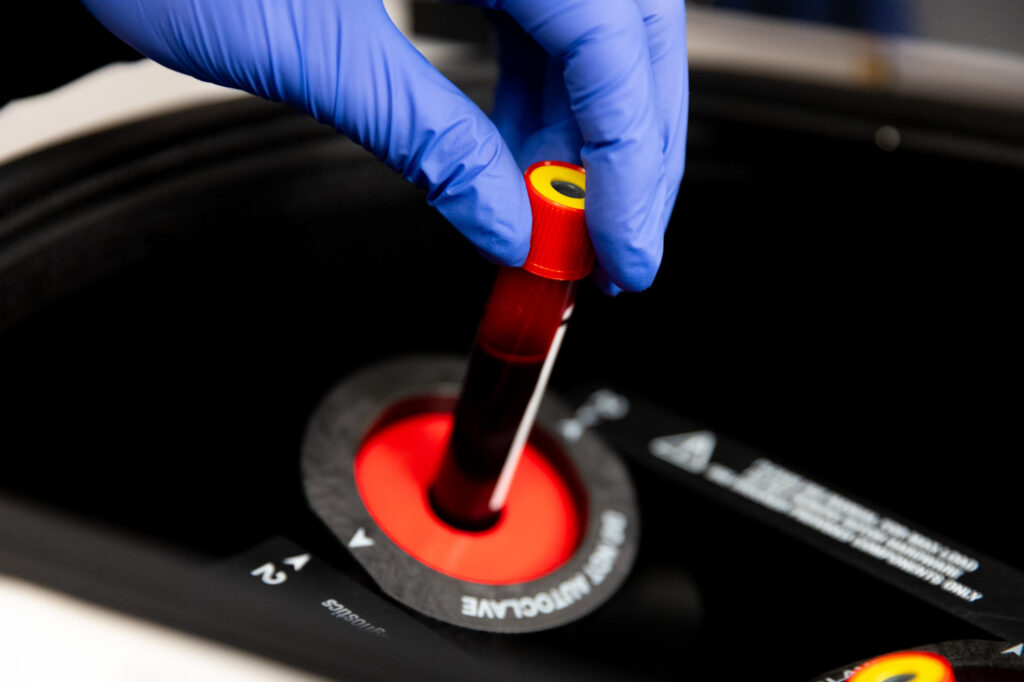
[430,161,595,530]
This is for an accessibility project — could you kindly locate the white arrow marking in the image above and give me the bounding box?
[1002,643,1023,656]
[283,553,311,572]
[348,528,375,549]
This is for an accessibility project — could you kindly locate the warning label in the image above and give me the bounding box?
[698,456,984,603]
[599,398,1024,642]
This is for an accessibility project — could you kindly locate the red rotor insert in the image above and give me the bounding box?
[355,412,584,585]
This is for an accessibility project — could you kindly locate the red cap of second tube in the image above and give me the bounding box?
[522,161,595,281]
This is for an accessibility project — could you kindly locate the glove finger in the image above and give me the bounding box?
[509,55,584,169]
[517,117,584,171]
[360,19,531,265]
[635,0,689,229]
[490,15,547,159]
[591,267,624,298]
[82,0,531,266]
[497,0,666,291]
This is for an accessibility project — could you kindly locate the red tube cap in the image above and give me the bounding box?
[523,161,595,281]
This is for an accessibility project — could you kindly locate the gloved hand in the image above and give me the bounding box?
[81,0,687,293]
[487,1,688,293]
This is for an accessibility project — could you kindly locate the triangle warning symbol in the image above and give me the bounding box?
[649,430,717,474]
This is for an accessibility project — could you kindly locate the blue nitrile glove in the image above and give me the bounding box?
[487,1,688,294]
[81,0,687,293]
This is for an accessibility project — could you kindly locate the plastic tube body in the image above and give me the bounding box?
[431,266,578,529]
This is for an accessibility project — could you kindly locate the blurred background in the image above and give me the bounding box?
[3,0,1024,164]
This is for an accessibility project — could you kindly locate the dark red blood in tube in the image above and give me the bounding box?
[431,268,578,529]
[431,161,593,530]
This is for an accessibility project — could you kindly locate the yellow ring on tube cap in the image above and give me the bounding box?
[528,164,586,210]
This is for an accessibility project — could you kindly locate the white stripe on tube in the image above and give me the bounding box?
[487,305,574,513]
